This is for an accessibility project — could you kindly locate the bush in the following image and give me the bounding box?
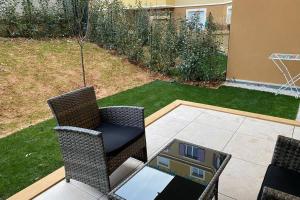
[89,1,226,82]
[178,13,225,81]
[160,15,178,74]
[0,0,74,38]
[149,20,163,71]
[0,0,19,37]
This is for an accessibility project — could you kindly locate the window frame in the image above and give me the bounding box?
[183,144,205,161]
[190,166,205,180]
[226,5,232,25]
[186,8,207,29]
[157,156,170,168]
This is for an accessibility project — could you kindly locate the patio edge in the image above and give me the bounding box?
[8,100,300,199]
[7,167,65,200]
[177,100,300,126]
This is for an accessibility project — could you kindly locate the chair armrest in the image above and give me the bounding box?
[54,126,110,193]
[54,126,102,137]
[271,135,300,173]
[261,187,300,200]
[99,106,145,129]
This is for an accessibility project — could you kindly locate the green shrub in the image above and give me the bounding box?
[89,1,227,82]
[0,0,74,38]
[149,20,163,71]
[178,13,225,81]
[160,15,178,74]
[0,0,19,37]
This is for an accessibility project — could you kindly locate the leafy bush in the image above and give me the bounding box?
[178,13,224,81]
[0,0,19,36]
[159,15,178,74]
[0,0,73,38]
[89,1,226,82]
[149,20,163,71]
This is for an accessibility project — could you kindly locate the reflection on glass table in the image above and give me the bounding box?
[109,139,231,200]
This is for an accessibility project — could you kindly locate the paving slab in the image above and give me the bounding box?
[175,121,236,151]
[163,105,205,122]
[293,126,300,140]
[224,133,276,166]
[145,115,190,138]
[236,117,293,141]
[194,109,245,132]
[219,158,267,200]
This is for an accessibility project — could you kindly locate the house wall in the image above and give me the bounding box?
[227,0,300,86]
[123,0,231,8]
[173,3,231,28]
[122,0,232,31]
[149,156,214,185]
[174,0,231,7]
[123,0,174,7]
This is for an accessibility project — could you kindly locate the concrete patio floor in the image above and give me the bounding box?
[32,104,299,200]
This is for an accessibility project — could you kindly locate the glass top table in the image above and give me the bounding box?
[108,139,231,200]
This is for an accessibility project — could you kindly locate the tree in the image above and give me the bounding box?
[67,0,90,87]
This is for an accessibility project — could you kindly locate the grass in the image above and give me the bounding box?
[0,80,299,199]
[0,37,155,136]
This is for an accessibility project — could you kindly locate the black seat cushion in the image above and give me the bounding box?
[257,164,300,199]
[96,122,144,156]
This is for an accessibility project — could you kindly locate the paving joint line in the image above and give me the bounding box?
[222,117,247,151]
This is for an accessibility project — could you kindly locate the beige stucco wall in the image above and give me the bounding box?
[174,0,231,7]
[123,0,175,7]
[123,0,231,7]
[227,0,300,86]
[173,3,230,28]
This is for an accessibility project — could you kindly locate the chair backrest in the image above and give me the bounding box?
[271,135,300,173]
[47,86,100,129]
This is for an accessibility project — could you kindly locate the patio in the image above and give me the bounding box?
[9,100,300,200]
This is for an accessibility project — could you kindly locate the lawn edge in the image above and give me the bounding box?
[7,100,300,199]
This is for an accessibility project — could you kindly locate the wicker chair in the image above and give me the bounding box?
[47,86,147,194]
[258,135,300,200]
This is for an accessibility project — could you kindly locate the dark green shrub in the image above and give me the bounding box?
[0,0,74,38]
[134,5,150,45]
[126,30,144,63]
[160,15,178,74]
[0,0,19,37]
[178,13,225,81]
[89,2,226,81]
[149,21,163,71]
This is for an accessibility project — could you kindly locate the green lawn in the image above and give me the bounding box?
[0,80,299,199]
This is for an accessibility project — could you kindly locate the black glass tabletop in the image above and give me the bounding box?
[109,139,230,200]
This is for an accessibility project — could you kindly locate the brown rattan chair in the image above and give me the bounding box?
[47,86,147,194]
[258,135,300,200]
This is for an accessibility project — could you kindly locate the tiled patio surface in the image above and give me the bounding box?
[34,105,298,200]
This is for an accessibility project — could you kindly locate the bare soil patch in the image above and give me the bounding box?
[0,38,158,137]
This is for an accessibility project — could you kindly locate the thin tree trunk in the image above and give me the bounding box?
[79,40,86,87]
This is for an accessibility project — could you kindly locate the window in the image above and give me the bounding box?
[190,167,205,179]
[157,156,170,168]
[186,8,207,30]
[213,153,222,169]
[163,145,170,153]
[226,6,232,24]
[179,143,205,161]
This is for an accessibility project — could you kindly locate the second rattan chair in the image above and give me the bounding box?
[257,135,300,200]
[47,86,147,194]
